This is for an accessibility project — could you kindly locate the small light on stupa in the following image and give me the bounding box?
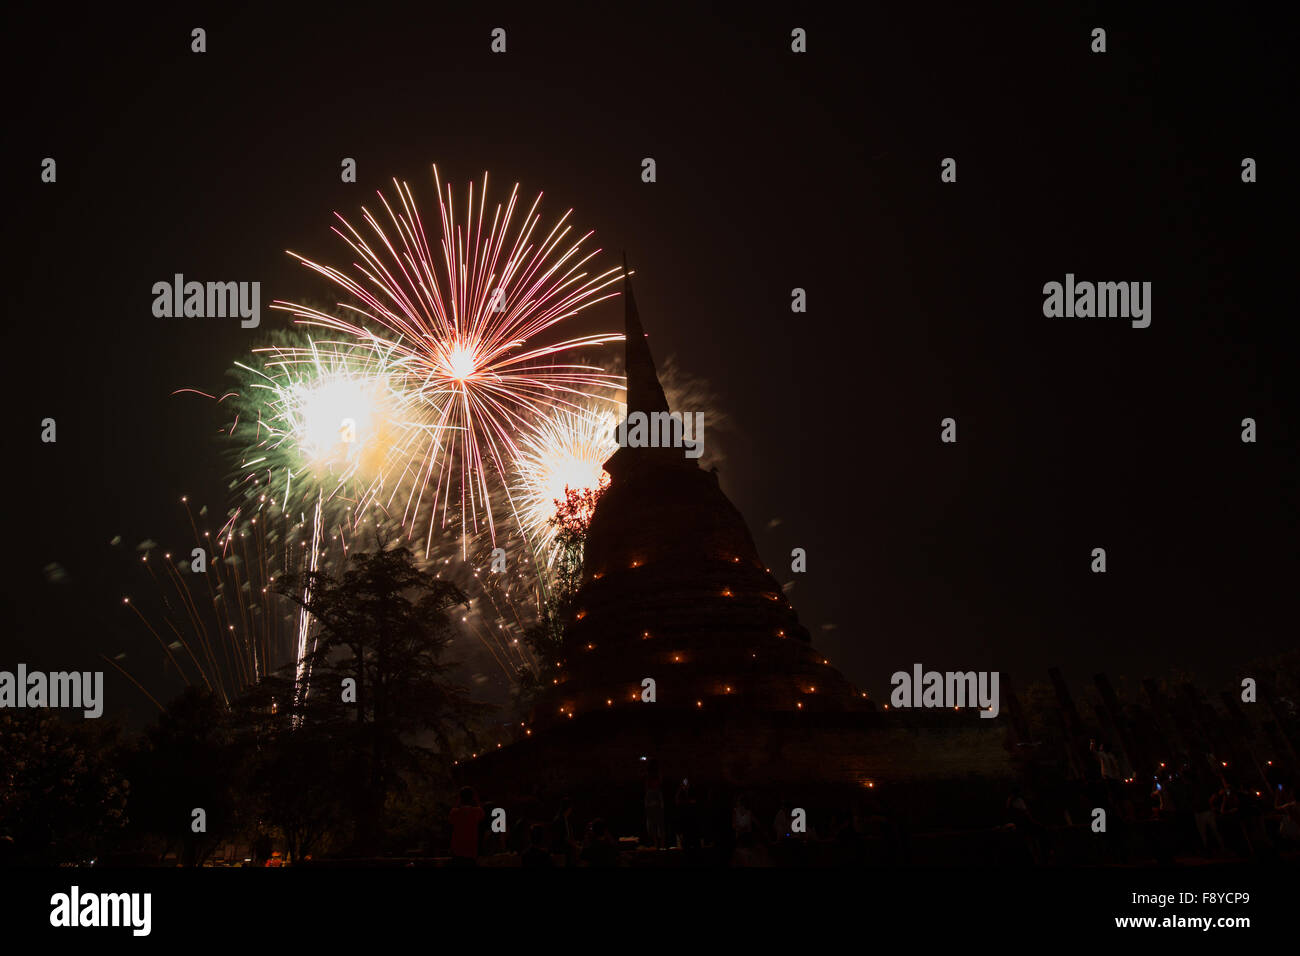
[586,643,595,650]
[796,701,803,709]
[642,630,650,639]
[525,729,532,735]
[732,556,740,563]
[883,704,889,710]
[606,699,612,706]
[630,560,641,568]
[576,610,587,620]
[696,700,702,708]
[673,655,682,662]
[594,571,605,579]
[721,589,733,597]
[725,686,732,693]
[777,630,785,638]
[822,659,829,665]
[1222,761,1228,767]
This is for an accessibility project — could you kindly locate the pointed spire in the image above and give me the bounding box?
[622,253,670,418]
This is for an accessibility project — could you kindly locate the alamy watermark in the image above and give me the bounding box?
[152,274,260,327]
[612,411,704,459]
[1042,274,1151,328]
[890,663,999,718]
[50,886,151,936]
[0,664,103,718]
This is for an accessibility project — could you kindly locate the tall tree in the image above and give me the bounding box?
[122,686,241,865]
[278,543,486,853]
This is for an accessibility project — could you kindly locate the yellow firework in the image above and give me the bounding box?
[513,403,622,566]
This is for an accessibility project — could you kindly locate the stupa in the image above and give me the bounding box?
[530,262,865,726]
[465,263,1011,808]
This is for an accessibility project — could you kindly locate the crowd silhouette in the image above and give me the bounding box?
[445,746,1300,867]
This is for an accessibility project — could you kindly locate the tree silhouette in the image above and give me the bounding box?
[228,674,351,862]
[0,711,128,865]
[121,686,241,865]
[277,542,487,854]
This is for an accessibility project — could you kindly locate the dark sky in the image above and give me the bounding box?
[5,3,1294,727]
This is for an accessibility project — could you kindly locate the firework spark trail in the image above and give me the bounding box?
[179,497,232,673]
[162,555,236,698]
[273,166,625,555]
[466,557,537,676]
[295,489,323,691]
[120,593,192,689]
[99,654,165,714]
[142,553,222,698]
[121,501,319,706]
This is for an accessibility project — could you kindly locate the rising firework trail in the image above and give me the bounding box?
[228,337,421,689]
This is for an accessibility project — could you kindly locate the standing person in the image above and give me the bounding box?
[521,824,554,868]
[732,794,755,838]
[1006,785,1044,864]
[1192,771,1225,855]
[551,797,579,866]
[1211,775,1243,854]
[449,787,485,867]
[773,801,792,842]
[1090,739,1122,803]
[675,777,700,856]
[1274,783,1300,843]
[644,758,666,849]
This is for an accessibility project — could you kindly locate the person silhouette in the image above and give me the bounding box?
[449,786,485,867]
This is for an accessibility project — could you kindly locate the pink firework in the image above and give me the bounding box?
[273,166,625,554]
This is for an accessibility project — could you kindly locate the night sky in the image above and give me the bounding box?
[6,4,1294,727]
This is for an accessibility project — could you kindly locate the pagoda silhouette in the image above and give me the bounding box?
[464,263,1010,808]
[532,261,864,725]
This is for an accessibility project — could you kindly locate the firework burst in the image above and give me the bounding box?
[273,166,625,554]
[513,402,621,571]
[228,336,421,515]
